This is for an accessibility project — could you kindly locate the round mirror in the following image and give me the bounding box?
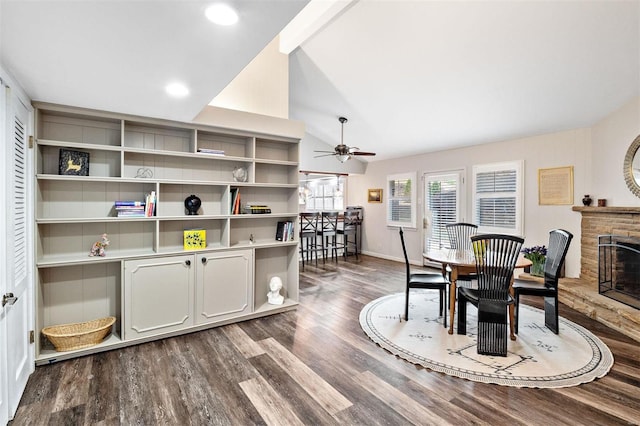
[623,134,640,198]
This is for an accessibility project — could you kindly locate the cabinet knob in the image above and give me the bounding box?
[185,260,191,266]
[201,257,207,264]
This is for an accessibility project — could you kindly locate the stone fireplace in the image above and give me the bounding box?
[598,234,640,309]
[570,206,640,342]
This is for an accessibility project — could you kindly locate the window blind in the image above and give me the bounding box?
[426,175,459,249]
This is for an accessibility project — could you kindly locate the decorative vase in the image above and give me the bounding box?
[582,194,592,206]
[530,260,545,277]
[184,194,201,215]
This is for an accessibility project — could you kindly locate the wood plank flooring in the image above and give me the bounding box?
[10,255,640,425]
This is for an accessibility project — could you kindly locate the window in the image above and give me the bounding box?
[424,171,463,250]
[387,172,416,228]
[472,161,523,235]
[301,175,344,211]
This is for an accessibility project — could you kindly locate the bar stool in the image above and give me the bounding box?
[299,212,319,269]
[338,210,359,260]
[317,211,339,263]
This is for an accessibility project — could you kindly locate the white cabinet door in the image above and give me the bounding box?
[195,250,253,325]
[123,255,195,340]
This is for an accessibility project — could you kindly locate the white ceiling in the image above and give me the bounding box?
[289,0,640,161]
[0,0,308,122]
[1,1,639,162]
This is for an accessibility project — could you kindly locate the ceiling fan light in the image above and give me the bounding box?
[337,154,350,163]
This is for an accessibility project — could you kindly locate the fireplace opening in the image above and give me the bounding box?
[598,235,640,310]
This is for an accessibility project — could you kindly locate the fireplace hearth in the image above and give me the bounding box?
[599,235,640,309]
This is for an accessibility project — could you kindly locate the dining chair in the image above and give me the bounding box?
[457,233,524,356]
[445,222,478,287]
[399,227,450,327]
[445,222,478,250]
[513,229,573,334]
[316,211,340,263]
[337,210,359,260]
[299,212,319,269]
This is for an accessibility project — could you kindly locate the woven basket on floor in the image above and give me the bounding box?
[42,316,116,352]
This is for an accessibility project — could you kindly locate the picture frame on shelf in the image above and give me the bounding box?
[58,148,90,176]
[368,188,383,203]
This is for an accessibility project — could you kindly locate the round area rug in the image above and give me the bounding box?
[360,291,613,388]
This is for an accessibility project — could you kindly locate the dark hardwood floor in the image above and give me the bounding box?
[10,255,640,425]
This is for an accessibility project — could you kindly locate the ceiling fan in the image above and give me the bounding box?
[314,117,376,163]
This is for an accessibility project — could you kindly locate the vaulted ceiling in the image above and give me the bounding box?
[2,1,639,162]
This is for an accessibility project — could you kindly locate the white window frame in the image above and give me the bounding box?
[423,169,465,251]
[387,172,416,228]
[472,160,524,236]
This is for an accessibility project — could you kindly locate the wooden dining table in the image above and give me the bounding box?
[423,248,532,338]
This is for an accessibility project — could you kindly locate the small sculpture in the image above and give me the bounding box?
[267,277,284,305]
[184,194,202,215]
[89,233,110,257]
[233,166,248,182]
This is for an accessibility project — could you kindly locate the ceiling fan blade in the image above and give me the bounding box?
[313,150,337,154]
[352,151,376,156]
[314,153,338,158]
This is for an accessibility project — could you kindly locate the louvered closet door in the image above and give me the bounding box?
[5,89,32,418]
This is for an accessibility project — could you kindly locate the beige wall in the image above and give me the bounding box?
[207,36,289,119]
[590,96,640,205]
[347,96,640,278]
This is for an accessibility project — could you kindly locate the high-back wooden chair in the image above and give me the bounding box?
[457,233,524,356]
[399,227,450,327]
[446,222,478,250]
[513,229,573,334]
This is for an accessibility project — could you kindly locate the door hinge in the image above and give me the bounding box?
[29,135,34,149]
[29,330,35,344]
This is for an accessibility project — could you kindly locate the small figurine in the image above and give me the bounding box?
[89,233,110,257]
[267,276,284,305]
[249,234,255,244]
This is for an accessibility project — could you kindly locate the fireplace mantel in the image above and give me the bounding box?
[572,206,640,214]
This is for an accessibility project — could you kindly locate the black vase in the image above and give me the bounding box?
[184,194,201,215]
[582,194,593,206]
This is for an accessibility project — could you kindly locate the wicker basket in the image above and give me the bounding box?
[42,316,116,352]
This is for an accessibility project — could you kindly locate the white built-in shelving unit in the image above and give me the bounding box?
[34,103,300,364]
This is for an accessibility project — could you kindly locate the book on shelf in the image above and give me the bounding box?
[117,210,146,217]
[275,221,294,242]
[115,200,145,207]
[184,229,206,250]
[230,188,242,214]
[243,204,271,214]
[197,148,225,156]
[144,191,156,217]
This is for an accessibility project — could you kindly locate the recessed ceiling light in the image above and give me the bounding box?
[205,3,238,26]
[165,82,189,98]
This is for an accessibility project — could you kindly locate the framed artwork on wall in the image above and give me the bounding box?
[368,188,383,203]
[538,165,573,205]
[58,149,90,176]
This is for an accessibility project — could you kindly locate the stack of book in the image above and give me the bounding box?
[115,201,146,217]
[275,221,294,241]
[197,148,225,156]
[244,204,271,214]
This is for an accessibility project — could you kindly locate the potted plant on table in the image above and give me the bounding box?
[521,245,547,277]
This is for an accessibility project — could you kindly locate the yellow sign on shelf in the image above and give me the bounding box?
[184,229,206,250]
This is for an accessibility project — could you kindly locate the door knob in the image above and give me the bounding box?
[201,257,207,264]
[185,260,191,266]
[2,293,18,307]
